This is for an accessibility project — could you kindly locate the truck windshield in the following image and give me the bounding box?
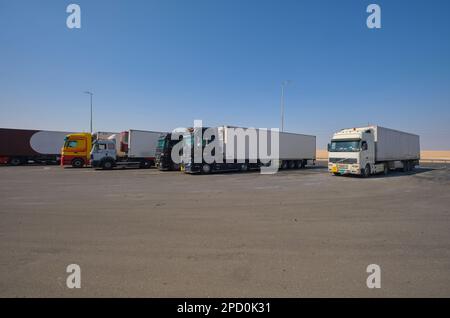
[157,138,166,149]
[64,140,78,148]
[330,140,360,152]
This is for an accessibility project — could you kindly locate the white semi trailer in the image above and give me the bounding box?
[90,129,163,169]
[328,126,420,177]
[181,125,316,173]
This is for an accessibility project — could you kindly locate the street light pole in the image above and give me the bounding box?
[280,80,291,132]
[84,91,93,134]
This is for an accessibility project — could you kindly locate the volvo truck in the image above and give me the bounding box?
[328,126,420,177]
[90,129,162,169]
[181,126,316,174]
[0,128,71,165]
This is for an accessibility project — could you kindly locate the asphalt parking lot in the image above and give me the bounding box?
[1,161,450,297]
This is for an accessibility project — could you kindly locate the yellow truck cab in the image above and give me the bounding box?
[61,133,92,168]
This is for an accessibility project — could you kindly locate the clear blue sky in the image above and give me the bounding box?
[0,0,449,149]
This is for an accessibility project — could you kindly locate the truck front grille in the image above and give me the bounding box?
[329,158,357,164]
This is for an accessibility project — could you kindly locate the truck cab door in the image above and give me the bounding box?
[361,136,375,168]
[92,143,111,161]
[106,142,117,160]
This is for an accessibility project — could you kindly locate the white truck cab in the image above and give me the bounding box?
[328,127,378,177]
[90,130,159,169]
[90,139,118,169]
[328,126,420,177]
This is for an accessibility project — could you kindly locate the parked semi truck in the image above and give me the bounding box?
[181,126,316,174]
[155,132,184,171]
[0,128,71,165]
[90,129,163,169]
[328,126,420,177]
[61,131,116,168]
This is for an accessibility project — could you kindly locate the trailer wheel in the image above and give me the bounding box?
[9,157,22,166]
[201,164,211,174]
[362,164,371,178]
[288,161,296,169]
[71,158,84,168]
[281,161,288,169]
[240,163,249,172]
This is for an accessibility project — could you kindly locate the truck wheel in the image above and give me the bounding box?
[281,161,288,169]
[139,160,152,169]
[9,157,22,166]
[363,164,371,178]
[71,158,84,168]
[288,161,296,169]
[102,160,113,170]
[202,164,211,174]
[240,163,249,172]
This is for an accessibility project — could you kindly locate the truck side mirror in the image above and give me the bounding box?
[327,143,331,151]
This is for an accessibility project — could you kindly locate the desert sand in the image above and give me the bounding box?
[317,150,450,161]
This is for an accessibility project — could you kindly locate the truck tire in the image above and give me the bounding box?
[362,164,371,178]
[288,161,296,169]
[281,161,288,169]
[139,160,152,169]
[9,157,22,166]
[201,164,211,174]
[240,163,249,172]
[71,158,84,168]
[102,160,114,170]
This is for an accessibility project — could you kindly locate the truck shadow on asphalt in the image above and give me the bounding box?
[184,165,327,176]
[335,167,435,179]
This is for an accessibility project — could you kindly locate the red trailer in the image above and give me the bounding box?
[0,128,72,166]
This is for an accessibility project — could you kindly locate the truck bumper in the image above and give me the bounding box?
[329,163,361,175]
[60,155,71,166]
[182,163,202,174]
[156,157,170,170]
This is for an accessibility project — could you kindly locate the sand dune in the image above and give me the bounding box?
[317,150,450,161]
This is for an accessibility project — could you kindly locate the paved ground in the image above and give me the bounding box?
[1,162,450,297]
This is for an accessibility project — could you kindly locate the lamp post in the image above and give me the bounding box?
[280,80,292,132]
[84,91,93,134]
